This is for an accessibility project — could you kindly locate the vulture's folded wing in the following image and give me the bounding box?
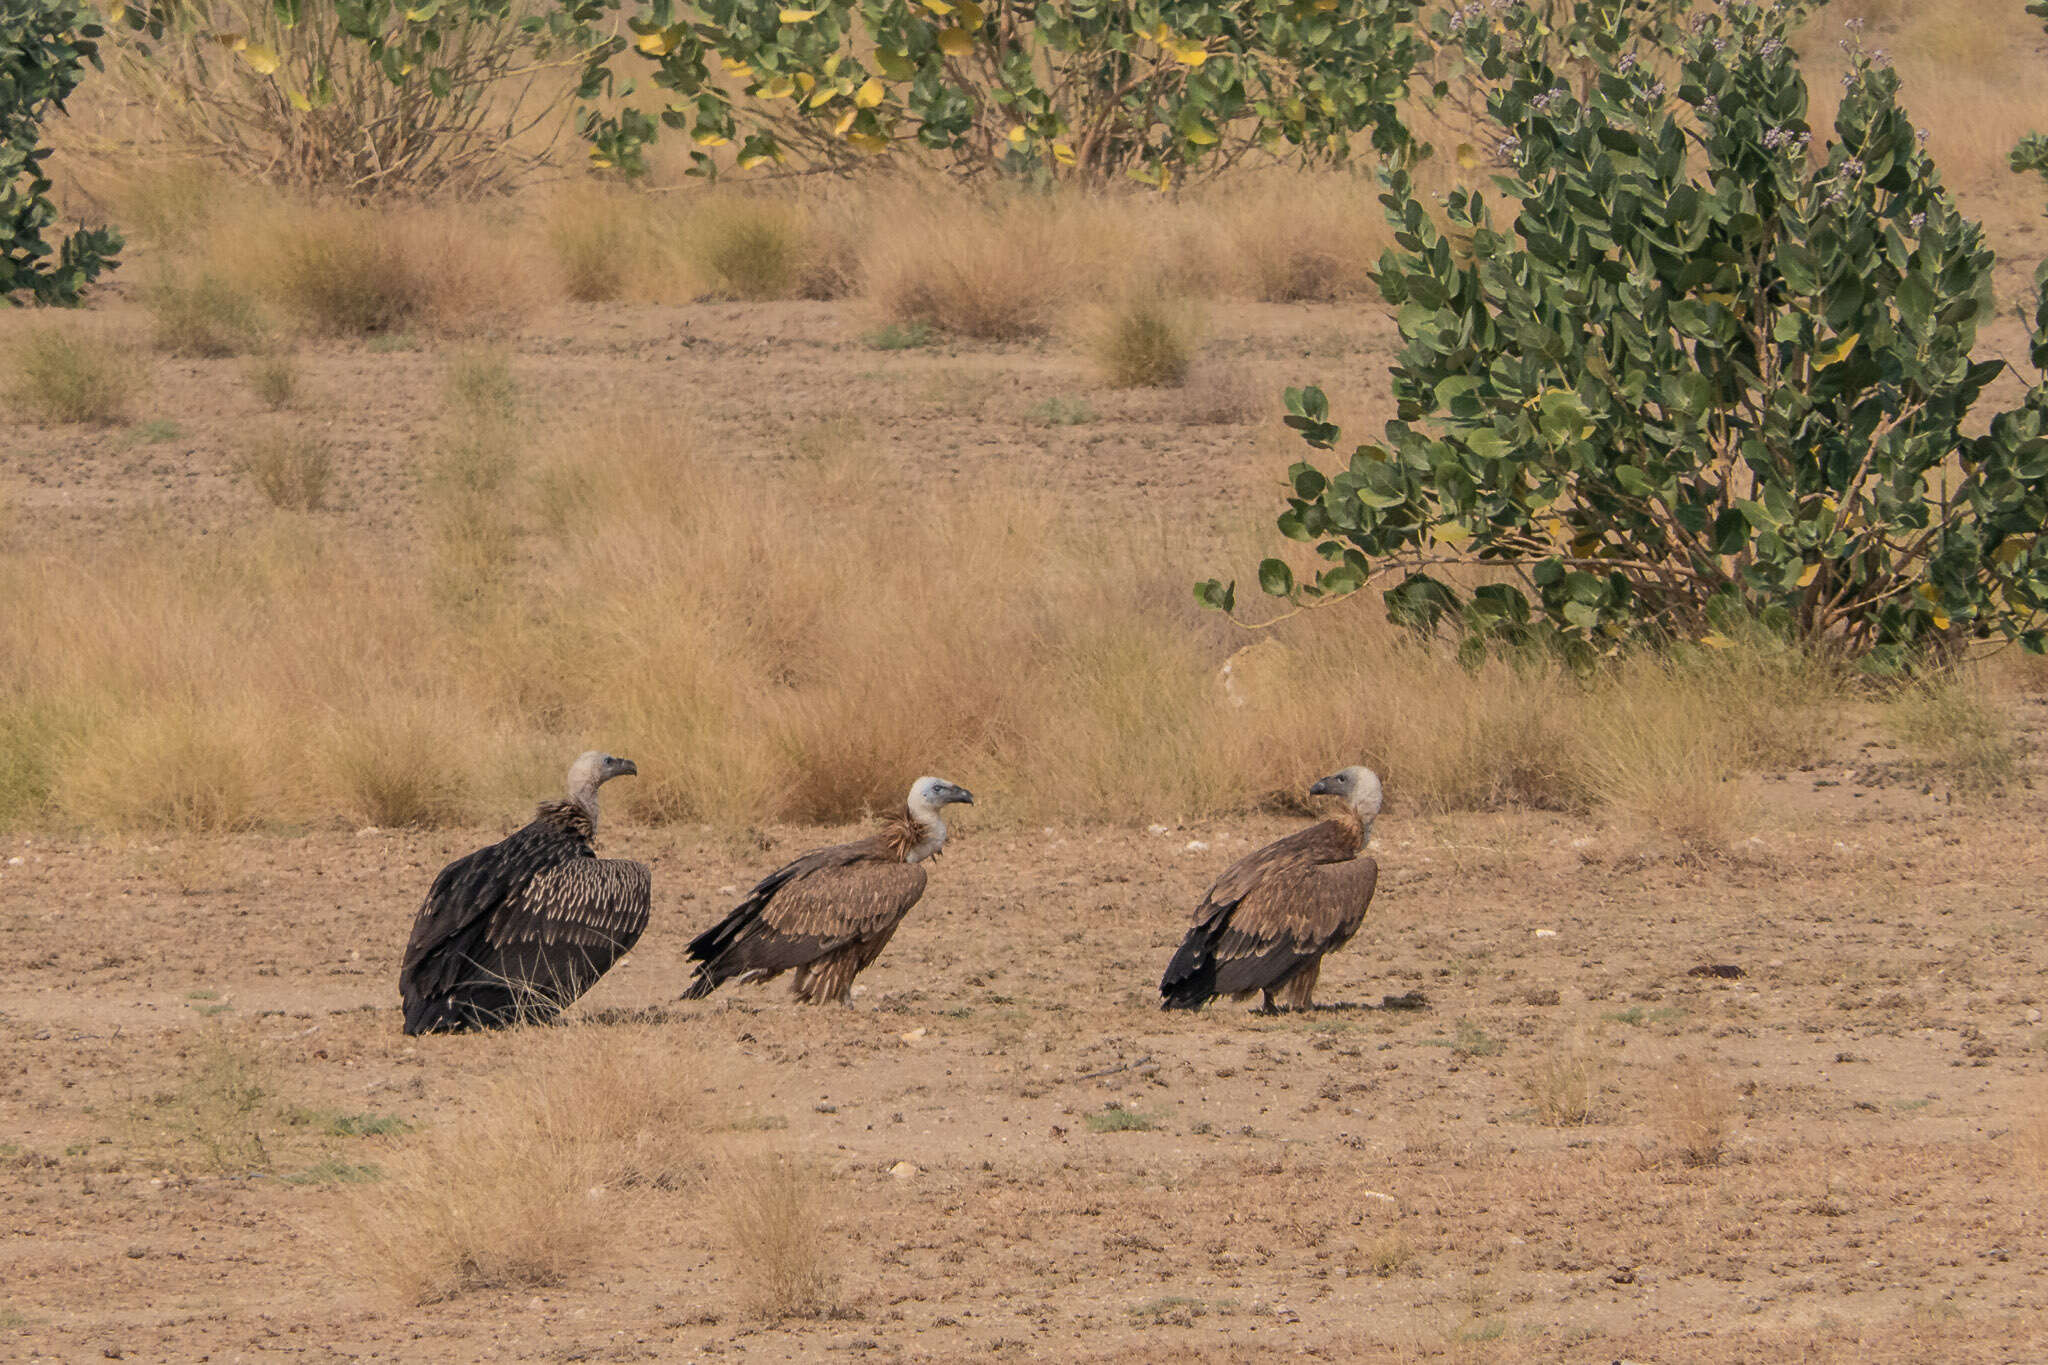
[1203,857,1379,996]
[704,860,927,980]
[1193,819,1355,923]
[487,858,653,951]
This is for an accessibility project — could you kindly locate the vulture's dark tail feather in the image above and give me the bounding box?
[1159,915,1230,1011]
[679,969,721,1001]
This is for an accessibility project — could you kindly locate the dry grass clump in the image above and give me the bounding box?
[220,202,534,337]
[57,703,272,833]
[128,1022,279,1174]
[323,698,477,828]
[1886,672,2027,795]
[1208,174,1388,302]
[715,1151,840,1320]
[1521,1037,1601,1126]
[426,347,525,609]
[144,272,270,357]
[5,325,146,424]
[680,193,851,301]
[338,1026,712,1303]
[1090,288,1200,388]
[863,190,1075,339]
[244,351,303,410]
[545,186,664,303]
[1658,1057,1738,1167]
[233,426,335,512]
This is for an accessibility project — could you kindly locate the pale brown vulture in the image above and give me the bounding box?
[1160,765,1382,1013]
[682,776,973,1005]
[399,751,650,1034]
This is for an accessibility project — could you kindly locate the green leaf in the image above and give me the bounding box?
[1194,579,1235,613]
[1258,559,1296,597]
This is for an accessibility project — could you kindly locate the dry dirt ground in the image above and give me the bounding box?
[5,289,2048,1361]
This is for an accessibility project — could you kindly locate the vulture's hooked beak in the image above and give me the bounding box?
[1309,775,1338,797]
[947,784,975,806]
[609,757,639,781]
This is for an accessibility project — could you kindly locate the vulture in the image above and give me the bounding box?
[1160,765,1383,1013]
[682,776,974,1005]
[399,751,650,1035]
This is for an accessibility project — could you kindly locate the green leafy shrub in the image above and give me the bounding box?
[572,0,1431,184]
[3,0,121,303]
[1209,0,2048,667]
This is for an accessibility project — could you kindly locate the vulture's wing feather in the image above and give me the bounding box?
[684,843,924,995]
[400,822,573,1001]
[487,858,652,951]
[1192,819,1357,922]
[1207,857,1380,995]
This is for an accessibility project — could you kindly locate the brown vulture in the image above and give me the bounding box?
[1160,765,1383,1013]
[399,751,650,1034]
[682,776,973,1005]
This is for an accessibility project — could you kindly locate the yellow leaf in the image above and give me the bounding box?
[1172,40,1208,66]
[1699,631,1734,650]
[956,0,985,30]
[1052,141,1076,166]
[847,130,889,154]
[237,42,281,74]
[807,84,836,108]
[936,26,973,55]
[1797,562,1820,588]
[1185,124,1218,146]
[215,32,248,50]
[922,0,954,13]
[1916,582,1940,603]
[1455,143,1480,169]
[692,130,730,146]
[720,57,752,76]
[855,77,884,108]
[1007,125,1027,145]
[286,87,311,111]
[737,147,782,170]
[833,108,857,136]
[635,29,676,55]
[778,7,821,20]
[795,72,816,93]
[1813,331,1860,370]
[1931,611,1951,630]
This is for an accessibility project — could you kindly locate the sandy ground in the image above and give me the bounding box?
[6,757,2048,1361]
[5,286,2048,1360]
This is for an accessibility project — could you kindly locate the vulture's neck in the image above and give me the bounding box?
[886,803,948,864]
[1327,803,1370,853]
[559,779,603,837]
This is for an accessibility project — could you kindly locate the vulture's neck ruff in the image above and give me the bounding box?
[894,800,951,864]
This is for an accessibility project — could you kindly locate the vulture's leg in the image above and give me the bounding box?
[794,945,863,1005]
[1270,959,1321,1012]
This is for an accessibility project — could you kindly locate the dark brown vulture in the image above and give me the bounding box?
[1160,765,1383,1013]
[682,776,973,1005]
[399,751,650,1034]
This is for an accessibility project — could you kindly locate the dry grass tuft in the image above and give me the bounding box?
[323,698,476,828]
[1887,673,2027,796]
[1521,1037,1601,1126]
[1090,288,1199,388]
[863,190,1073,339]
[58,704,270,833]
[222,202,534,337]
[244,350,304,410]
[233,426,335,512]
[6,325,146,424]
[1658,1057,1737,1167]
[1211,174,1387,302]
[338,1026,711,1303]
[129,1022,278,1174]
[715,1151,840,1320]
[145,272,271,357]
[682,193,850,302]
[546,187,662,303]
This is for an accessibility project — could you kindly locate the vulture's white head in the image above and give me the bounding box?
[1310,765,1384,821]
[566,750,638,826]
[904,775,974,862]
